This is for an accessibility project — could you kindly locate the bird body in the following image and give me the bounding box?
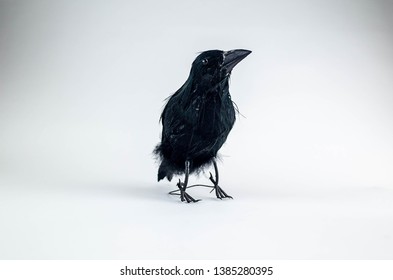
[154,49,251,202]
[156,68,236,180]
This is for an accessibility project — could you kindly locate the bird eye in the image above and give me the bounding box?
[202,58,208,65]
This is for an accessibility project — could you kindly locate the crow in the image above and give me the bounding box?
[154,49,251,202]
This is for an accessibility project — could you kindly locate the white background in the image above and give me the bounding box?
[0,0,392,259]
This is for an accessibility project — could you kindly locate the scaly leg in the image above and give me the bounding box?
[177,160,200,203]
[209,159,233,199]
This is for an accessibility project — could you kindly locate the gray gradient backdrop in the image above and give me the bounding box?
[1,0,393,259]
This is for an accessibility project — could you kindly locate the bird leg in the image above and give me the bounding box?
[177,160,200,203]
[209,159,233,199]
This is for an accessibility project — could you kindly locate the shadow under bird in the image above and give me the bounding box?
[154,49,251,202]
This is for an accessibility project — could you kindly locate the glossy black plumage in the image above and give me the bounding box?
[154,49,251,202]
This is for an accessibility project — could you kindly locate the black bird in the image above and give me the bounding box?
[154,49,251,202]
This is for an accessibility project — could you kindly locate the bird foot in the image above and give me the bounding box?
[213,185,233,199]
[177,180,200,203]
[209,172,233,200]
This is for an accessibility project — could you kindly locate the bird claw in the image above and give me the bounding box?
[177,180,200,203]
[209,171,232,199]
[182,192,200,203]
[214,185,233,200]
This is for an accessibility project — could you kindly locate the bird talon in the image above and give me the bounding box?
[183,191,199,203]
[176,182,199,203]
[214,185,232,200]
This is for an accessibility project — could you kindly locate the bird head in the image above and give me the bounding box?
[190,49,251,83]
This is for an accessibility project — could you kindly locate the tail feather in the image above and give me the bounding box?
[157,160,174,182]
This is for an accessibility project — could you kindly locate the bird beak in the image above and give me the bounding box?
[222,49,252,73]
